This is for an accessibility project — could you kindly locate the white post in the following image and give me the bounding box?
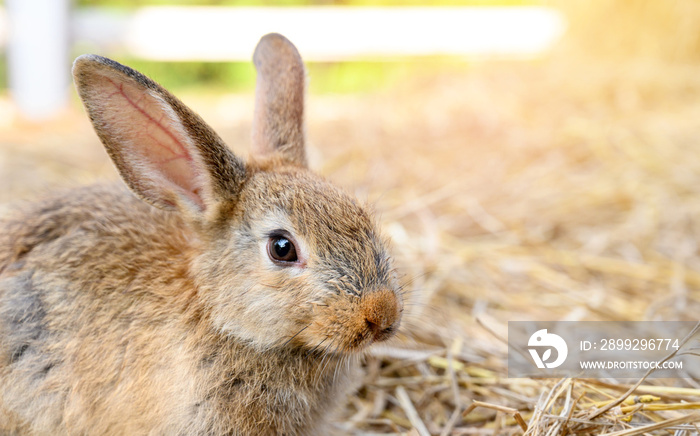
[6,0,71,120]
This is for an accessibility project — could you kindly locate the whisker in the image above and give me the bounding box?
[282,324,310,347]
[258,281,283,289]
[315,342,338,385]
[307,338,328,358]
[319,341,337,378]
[331,342,347,385]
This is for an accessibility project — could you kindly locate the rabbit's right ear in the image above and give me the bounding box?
[252,33,307,168]
[72,55,246,218]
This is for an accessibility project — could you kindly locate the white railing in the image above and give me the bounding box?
[2,1,566,119]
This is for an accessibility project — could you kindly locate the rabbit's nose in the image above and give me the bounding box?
[361,289,401,343]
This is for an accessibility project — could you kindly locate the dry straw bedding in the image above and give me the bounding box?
[322,56,700,435]
[2,53,700,435]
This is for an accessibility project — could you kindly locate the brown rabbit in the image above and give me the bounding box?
[0,33,402,435]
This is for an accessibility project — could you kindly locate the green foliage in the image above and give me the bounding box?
[117,60,257,93]
[106,58,470,95]
[309,61,407,94]
[307,59,468,94]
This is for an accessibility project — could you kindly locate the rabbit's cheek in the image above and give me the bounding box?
[203,275,302,349]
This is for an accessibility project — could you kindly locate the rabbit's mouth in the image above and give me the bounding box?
[295,288,402,355]
[366,321,399,344]
[321,288,403,353]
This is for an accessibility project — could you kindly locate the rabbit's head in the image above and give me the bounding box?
[73,34,402,355]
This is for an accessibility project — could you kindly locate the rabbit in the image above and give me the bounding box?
[0,33,402,435]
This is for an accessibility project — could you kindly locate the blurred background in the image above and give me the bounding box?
[2,0,700,434]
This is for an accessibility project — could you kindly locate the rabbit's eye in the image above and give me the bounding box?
[268,235,298,264]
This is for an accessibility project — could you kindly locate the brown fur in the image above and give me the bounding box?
[0,33,401,435]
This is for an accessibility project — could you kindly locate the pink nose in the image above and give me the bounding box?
[360,289,401,342]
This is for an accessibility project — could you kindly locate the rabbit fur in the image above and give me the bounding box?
[0,33,402,435]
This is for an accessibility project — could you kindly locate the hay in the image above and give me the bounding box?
[321,4,700,431]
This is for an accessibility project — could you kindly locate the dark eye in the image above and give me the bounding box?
[268,234,298,264]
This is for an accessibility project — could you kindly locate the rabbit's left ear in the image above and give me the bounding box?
[73,55,246,218]
[251,33,307,168]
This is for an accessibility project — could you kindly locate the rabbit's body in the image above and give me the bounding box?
[1,183,358,435]
[0,34,401,435]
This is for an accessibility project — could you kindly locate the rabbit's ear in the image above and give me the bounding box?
[251,33,307,168]
[72,55,246,216]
